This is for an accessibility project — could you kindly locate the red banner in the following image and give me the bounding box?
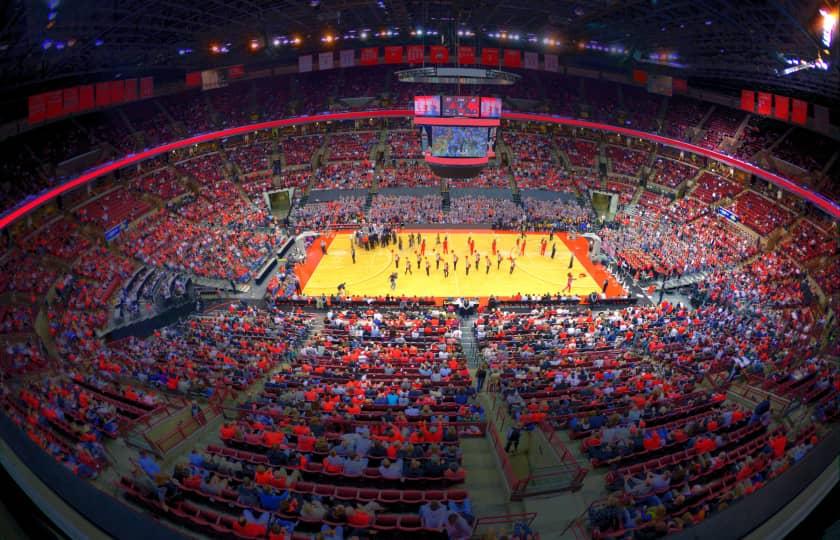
[28,94,47,124]
[124,79,138,101]
[740,90,755,112]
[503,49,521,68]
[672,78,688,93]
[406,45,424,64]
[458,46,476,65]
[140,77,154,99]
[757,92,772,115]
[774,95,790,121]
[62,87,79,114]
[791,99,808,124]
[79,85,94,110]
[46,90,63,119]
[186,71,202,87]
[228,65,245,79]
[110,80,125,104]
[632,69,648,84]
[360,47,378,65]
[429,45,449,64]
[384,46,403,64]
[482,47,499,66]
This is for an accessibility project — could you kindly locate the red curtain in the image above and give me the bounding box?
[503,49,521,68]
[360,47,378,65]
[791,99,808,124]
[406,45,424,64]
[28,94,47,124]
[62,87,79,114]
[384,46,404,64]
[774,95,790,121]
[458,46,476,65]
[740,90,755,112]
[429,45,449,64]
[79,85,95,110]
[481,48,499,66]
[757,92,772,115]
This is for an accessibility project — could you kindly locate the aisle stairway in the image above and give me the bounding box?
[459,314,480,369]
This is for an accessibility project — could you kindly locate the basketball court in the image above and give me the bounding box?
[295,230,625,300]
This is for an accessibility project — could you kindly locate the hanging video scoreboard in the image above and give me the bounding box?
[414,96,501,174]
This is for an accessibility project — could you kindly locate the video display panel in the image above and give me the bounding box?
[414,95,441,116]
[480,97,502,118]
[430,126,488,158]
[442,95,480,117]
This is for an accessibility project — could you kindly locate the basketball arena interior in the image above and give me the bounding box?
[1,1,840,539]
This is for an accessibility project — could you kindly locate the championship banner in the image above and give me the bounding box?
[740,90,755,112]
[318,52,334,70]
[124,78,138,101]
[110,80,125,104]
[430,45,449,64]
[228,65,245,79]
[458,46,476,65]
[139,77,154,99]
[481,47,499,66]
[632,69,648,84]
[757,92,772,115]
[384,45,404,64]
[647,74,673,96]
[298,54,313,73]
[62,87,79,114]
[523,51,539,70]
[791,99,807,124]
[340,49,355,68]
[186,71,202,87]
[503,49,522,68]
[544,54,559,72]
[672,78,688,93]
[95,82,111,107]
[79,84,95,110]
[406,45,424,64]
[360,47,378,65]
[45,90,63,119]
[774,95,789,121]
[28,94,46,124]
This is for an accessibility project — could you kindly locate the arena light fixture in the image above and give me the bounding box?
[821,7,837,48]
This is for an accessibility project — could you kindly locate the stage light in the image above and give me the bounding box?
[94,38,104,47]
[292,36,302,45]
[210,43,221,54]
[360,31,368,39]
[41,39,53,50]
[273,38,281,46]
[821,7,837,48]
[249,39,261,51]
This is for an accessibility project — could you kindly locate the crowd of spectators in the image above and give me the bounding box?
[690,173,743,204]
[448,197,523,226]
[607,146,649,177]
[555,137,599,169]
[312,162,374,190]
[649,158,697,189]
[328,132,378,162]
[377,164,440,188]
[388,130,422,159]
[697,108,745,150]
[290,198,365,230]
[727,192,795,235]
[367,195,443,225]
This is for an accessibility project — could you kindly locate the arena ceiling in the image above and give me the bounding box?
[1,0,838,102]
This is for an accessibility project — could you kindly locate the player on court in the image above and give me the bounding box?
[564,272,574,293]
[519,238,526,256]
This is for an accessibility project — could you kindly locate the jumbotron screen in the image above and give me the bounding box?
[442,96,480,117]
[430,126,489,158]
[414,95,441,117]
[414,95,501,119]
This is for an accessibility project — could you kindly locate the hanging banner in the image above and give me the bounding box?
[791,99,807,124]
[774,95,790,121]
[523,51,539,69]
[228,65,245,79]
[95,82,111,107]
[110,80,125,104]
[740,90,755,112]
[298,54,313,73]
[124,78,138,101]
[481,47,500,66]
[339,49,355,68]
[632,69,648,84]
[360,47,378,65]
[544,54,559,72]
[186,71,202,87]
[384,46,404,64]
[62,87,79,114]
[79,85,95,110]
[28,93,47,124]
[672,78,688,93]
[458,46,476,65]
[318,52,334,70]
[139,77,154,99]
[647,74,673,96]
[757,92,772,115]
[429,45,449,64]
[503,49,522,68]
[406,45,424,64]
[46,90,63,119]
